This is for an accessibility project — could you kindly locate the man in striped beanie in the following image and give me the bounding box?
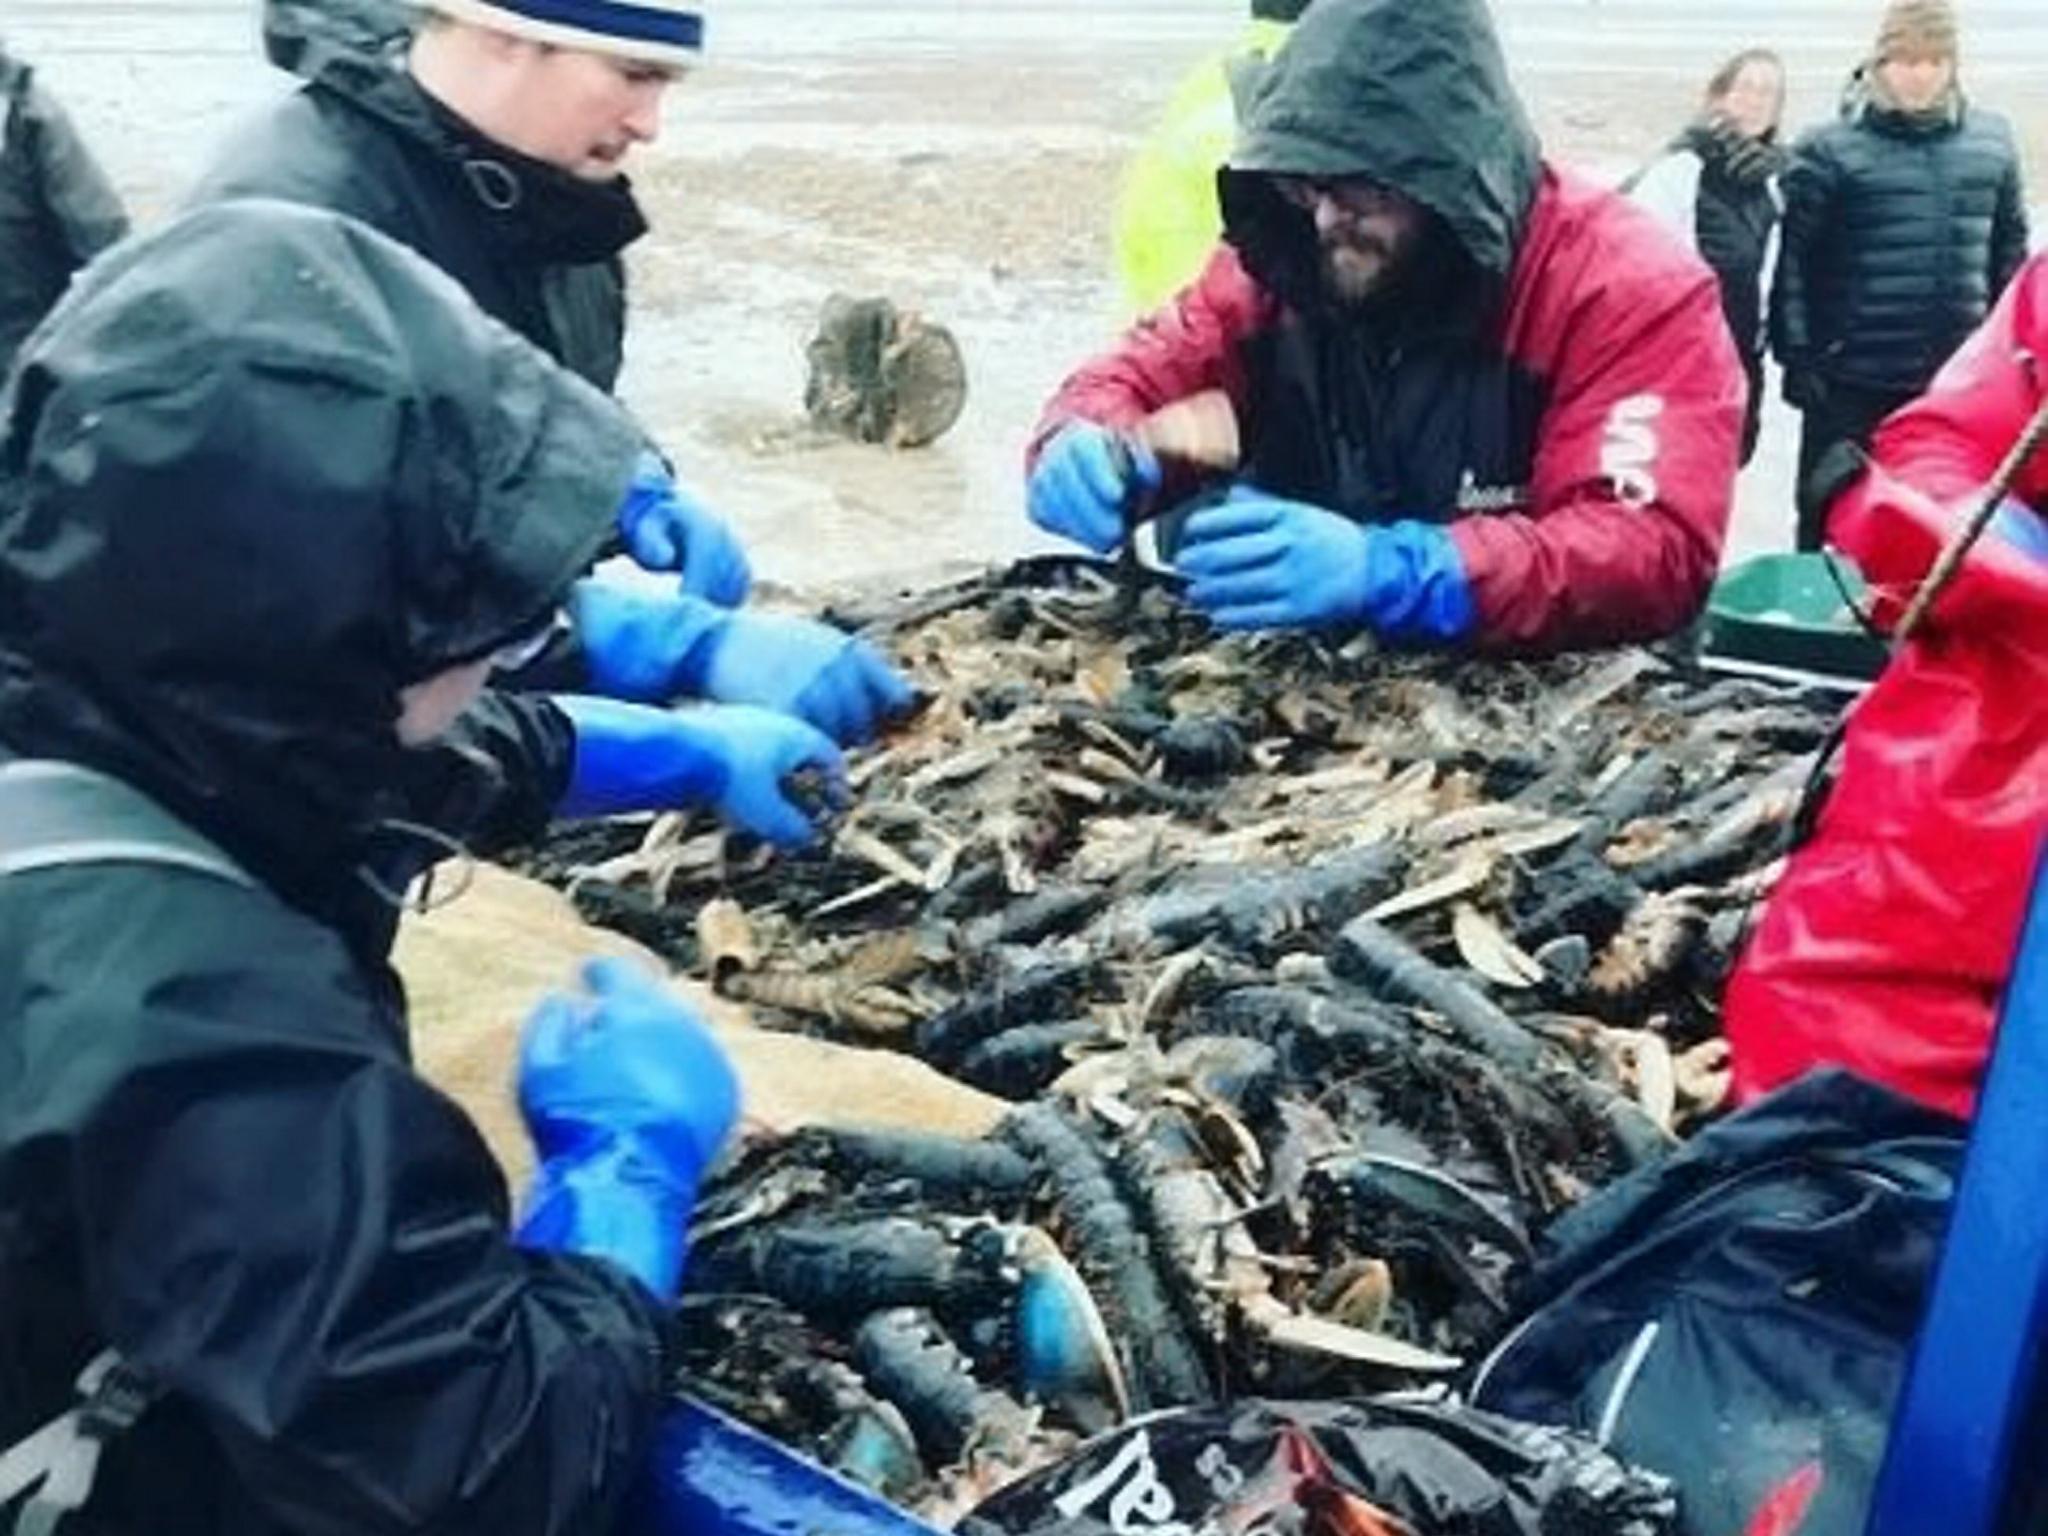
[189,0,701,392]
[410,1,704,182]
[184,0,918,753]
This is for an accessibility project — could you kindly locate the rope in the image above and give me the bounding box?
[1892,397,2048,646]
[1766,395,2048,898]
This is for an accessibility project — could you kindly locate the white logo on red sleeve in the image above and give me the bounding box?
[1601,394,1666,509]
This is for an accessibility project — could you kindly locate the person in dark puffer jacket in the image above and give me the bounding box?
[1771,0,2028,551]
[0,39,128,378]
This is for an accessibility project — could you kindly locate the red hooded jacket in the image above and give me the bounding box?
[1032,161,1744,651]
[1726,255,2048,1118]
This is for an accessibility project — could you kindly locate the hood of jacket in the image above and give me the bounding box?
[0,199,640,918]
[1217,0,1542,313]
[262,0,649,265]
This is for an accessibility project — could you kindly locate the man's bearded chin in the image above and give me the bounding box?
[1320,235,1403,309]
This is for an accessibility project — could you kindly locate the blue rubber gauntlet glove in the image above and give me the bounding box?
[1176,486,1477,643]
[616,453,753,606]
[569,580,727,704]
[1027,424,1161,554]
[568,581,915,745]
[515,957,739,1301]
[554,695,846,849]
[692,611,914,747]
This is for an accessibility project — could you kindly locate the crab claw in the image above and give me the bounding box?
[824,1404,925,1499]
[1010,1227,1130,1433]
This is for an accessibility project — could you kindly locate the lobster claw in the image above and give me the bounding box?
[1010,1227,1130,1434]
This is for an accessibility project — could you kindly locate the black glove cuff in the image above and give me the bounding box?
[1802,440,1872,531]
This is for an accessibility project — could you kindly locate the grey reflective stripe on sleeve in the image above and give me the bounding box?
[1594,1320,1662,1450]
[0,1350,151,1535]
[0,840,248,884]
[0,761,253,889]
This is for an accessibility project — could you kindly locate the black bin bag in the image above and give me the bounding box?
[1472,1071,1964,1536]
[960,1394,1678,1536]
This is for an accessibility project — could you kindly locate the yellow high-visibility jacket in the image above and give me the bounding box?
[1113,19,1294,316]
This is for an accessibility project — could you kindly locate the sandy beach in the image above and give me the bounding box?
[10,0,2047,588]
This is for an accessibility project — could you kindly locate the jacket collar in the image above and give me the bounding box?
[411,83,651,266]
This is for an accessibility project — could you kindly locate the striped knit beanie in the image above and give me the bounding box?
[1875,0,1958,62]
[426,0,704,68]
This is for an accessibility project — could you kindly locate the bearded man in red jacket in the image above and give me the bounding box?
[1027,0,1745,653]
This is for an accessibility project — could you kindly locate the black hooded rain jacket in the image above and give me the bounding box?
[0,200,668,1536]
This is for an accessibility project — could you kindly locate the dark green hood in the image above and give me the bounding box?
[264,0,413,112]
[0,199,640,909]
[1220,0,1541,298]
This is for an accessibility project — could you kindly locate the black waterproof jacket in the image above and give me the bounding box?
[185,0,646,392]
[1687,127,1783,379]
[0,201,668,1535]
[1772,76,2028,396]
[0,46,128,377]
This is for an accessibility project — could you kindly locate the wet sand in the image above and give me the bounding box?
[11,0,2048,587]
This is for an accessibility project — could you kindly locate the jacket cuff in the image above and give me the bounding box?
[1445,518,1504,643]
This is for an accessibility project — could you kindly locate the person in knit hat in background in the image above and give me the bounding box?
[1770,0,2028,551]
[1112,0,1312,317]
[1627,49,1787,466]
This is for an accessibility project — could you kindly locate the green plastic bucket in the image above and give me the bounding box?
[1700,552,1889,685]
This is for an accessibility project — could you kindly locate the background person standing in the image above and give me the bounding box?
[1771,0,2028,551]
[1112,0,1310,317]
[1628,49,1787,465]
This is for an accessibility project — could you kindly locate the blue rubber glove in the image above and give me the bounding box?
[1176,486,1477,643]
[569,579,727,704]
[569,581,915,745]
[554,695,846,849]
[691,610,915,747]
[515,957,739,1301]
[1027,424,1161,554]
[616,452,752,606]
